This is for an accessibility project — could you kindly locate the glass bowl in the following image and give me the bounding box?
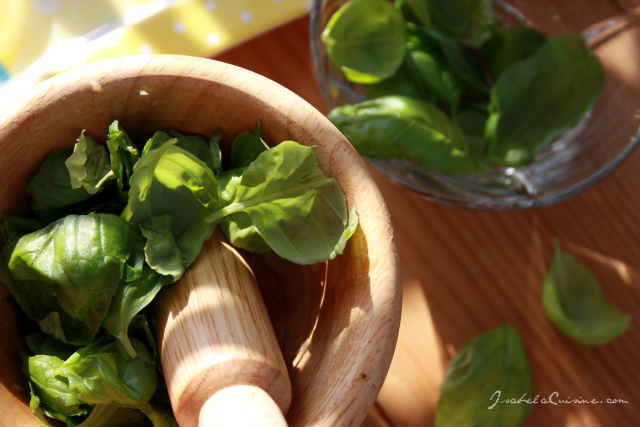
[310,0,640,210]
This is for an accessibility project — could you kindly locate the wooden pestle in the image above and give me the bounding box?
[154,230,292,427]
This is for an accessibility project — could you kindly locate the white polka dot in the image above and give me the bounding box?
[272,0,282,2]
[140,44,153,54]
[205,1,217,12]
[240,10,252,23]
[207,32,221,46]
[31,0,59,14]
[173,21,186,34]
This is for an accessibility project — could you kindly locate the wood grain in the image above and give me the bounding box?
[154,231,291,427]
[216,1,640,425]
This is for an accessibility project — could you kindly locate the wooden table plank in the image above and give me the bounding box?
[215,1,640,425]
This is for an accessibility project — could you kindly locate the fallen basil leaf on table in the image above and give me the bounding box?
[328,95,487,173]
[422,0,494,48]
[542,241,631,345]
[322,0,406,84]
[484,33,605,166]
[435,324,534,427]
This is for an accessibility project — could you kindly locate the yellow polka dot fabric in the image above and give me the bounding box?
[0,0,310,108]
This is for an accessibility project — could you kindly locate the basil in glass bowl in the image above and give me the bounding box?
[310,0,640,210]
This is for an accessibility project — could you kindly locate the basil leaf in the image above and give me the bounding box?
[0,214,47,243]
[102,263,169,359]
[424,0,494,48]
[328,95,487,173]
[436,324,534,427]
[322,0,406,84]
[542,241,631,345]
[414,26,489,95]
[364,59,430,101]
[26,333,79,360]
[481,22,547,81]
[399,0,432,26]
[122,140,221,268]
[229,121,270,169]
[217,167,271,254]
[139,215,185,281]
[25,354,91,425]
[142,131,175,156]
[66,130,115,195]
[208,140,358,264]
[106,120,139,199]
[26,150,96,221]
[5,213,136,344]
[405,26,464,109]
[54,337,157,408]
[485,34,605,166]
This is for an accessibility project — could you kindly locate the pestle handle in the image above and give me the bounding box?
[154,230,291,427]
[199,385,288,426]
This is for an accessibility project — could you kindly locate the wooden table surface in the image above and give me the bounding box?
[215,1,640,425]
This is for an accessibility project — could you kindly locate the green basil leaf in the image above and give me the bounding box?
[139,215,185,281]
[410,25,489,95]
[26,333,80,360]
[435,324,534,427]
[399,0,432,26]
[485,34,605,166]
[217,167,271,254]
[5,213,135,344]
[456,109,489,159]
[0,214,47,243]
[102,263,169,359]
[142,131,175,155]
[26,149,96,221]
[322,0,406,84]
[25,354,91,424]
[140,404,180,427]
[208,141,358,264]
[364,58,431,101]
[481,22,547,81]
[229,121,270,169]
[106,120,139,199]
[424,0,494,48]
[143,130,222,176]
[54,337,157,408]
[328,95,486,173]
[405,27,464,109]
[542,241,631,345]
[66,130,115,195]
[122,140,220,268]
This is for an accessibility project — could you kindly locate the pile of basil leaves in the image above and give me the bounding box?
[0,121,357,426]
[322,0,606,173]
